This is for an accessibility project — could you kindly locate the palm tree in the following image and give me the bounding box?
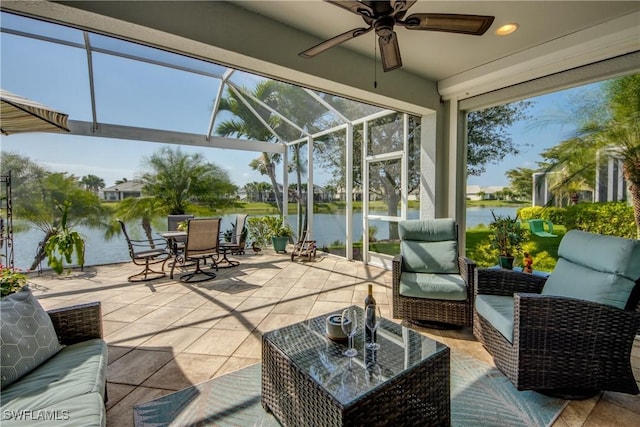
[267,83,326,238]
[80,174,106,194]
[248,153,283,212]
[243,182,256,202]
[604,75,640,235]
[216,81,327,235]
[537,74,640,236]
[110,196,165,246]
[16,172,107,270]
[141,146,235,215]
[217,81,285,212]
[258,182,272,202]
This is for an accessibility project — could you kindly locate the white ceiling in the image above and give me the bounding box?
[233,0,640,82]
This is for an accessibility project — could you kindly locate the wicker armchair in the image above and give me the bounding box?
[392,219,475,328]
[48,301,107,404]
[48,301,103,345]
[474,230,640,398]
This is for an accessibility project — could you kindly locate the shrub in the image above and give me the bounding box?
[517,206,544,221]
[563,202,635,238]
[247,216,272,247]
[518,206,565,224]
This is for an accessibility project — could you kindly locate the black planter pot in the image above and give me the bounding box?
[498,255,515,270]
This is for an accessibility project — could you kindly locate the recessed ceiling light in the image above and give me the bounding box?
[496,23,519,36]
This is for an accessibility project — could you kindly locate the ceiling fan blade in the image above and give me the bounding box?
[399,13,495,35]
[299,26,373,58]
[324,0,375,19]
[378,31,402,72]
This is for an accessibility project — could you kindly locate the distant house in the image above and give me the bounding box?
[595,147,628,203]
[467,185,504,201]
[101,181,144,201]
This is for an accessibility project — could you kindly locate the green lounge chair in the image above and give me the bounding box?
[528,219,557,237]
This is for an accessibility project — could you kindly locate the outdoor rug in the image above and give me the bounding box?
[134,351,568,427]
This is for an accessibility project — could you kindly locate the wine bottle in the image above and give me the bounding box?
[364,284,377,343]
[364,284,377,308]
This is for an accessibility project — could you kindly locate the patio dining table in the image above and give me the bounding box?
[158,231,187,256]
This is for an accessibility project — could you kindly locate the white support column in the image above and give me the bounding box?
[444,99,468,252]
[346,123,353,261]
[282,148,289,219]
[447,98,459,220]
[307,136,314,238]
[401,113,409,220]
[362,121,369,264]
[419,113,436,219]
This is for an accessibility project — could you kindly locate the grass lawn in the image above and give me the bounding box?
[465,224,565,272]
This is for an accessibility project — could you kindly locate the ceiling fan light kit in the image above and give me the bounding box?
[299,0,495,72]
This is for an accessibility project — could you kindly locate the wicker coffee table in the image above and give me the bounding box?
[261,306,450,426]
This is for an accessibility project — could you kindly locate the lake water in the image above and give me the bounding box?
[9,207,517,270]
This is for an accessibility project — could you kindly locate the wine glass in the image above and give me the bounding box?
[365,304,382,350]
[341,308,358,357]
[338,363,359,402]
[365,361,383,387]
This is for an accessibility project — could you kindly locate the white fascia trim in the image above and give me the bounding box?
[439,12,640,101]
[68,120,284,154]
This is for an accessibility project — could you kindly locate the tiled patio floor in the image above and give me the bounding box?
[28,249,640,426]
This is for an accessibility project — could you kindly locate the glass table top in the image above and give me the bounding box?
[263,305,448,406]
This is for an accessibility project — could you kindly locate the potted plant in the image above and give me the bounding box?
[43,202,86,275]
[489,211,527,269]
[263,216,294,253]
[1,264,27,297]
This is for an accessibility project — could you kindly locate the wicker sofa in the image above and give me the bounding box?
[474,230,640,398]
[392,218,475,328]
[1,294,108,426]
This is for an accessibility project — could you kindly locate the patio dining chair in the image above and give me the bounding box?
[217,214,248,267]
[220,214,248,255]
[119,220,171,282]
[474,230,640,398]
[170,218,220,282]
[392,218,476,328]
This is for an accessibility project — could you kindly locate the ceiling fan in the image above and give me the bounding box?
[299,0,495,72]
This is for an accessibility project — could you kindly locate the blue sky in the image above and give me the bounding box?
[0,12,602,189]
